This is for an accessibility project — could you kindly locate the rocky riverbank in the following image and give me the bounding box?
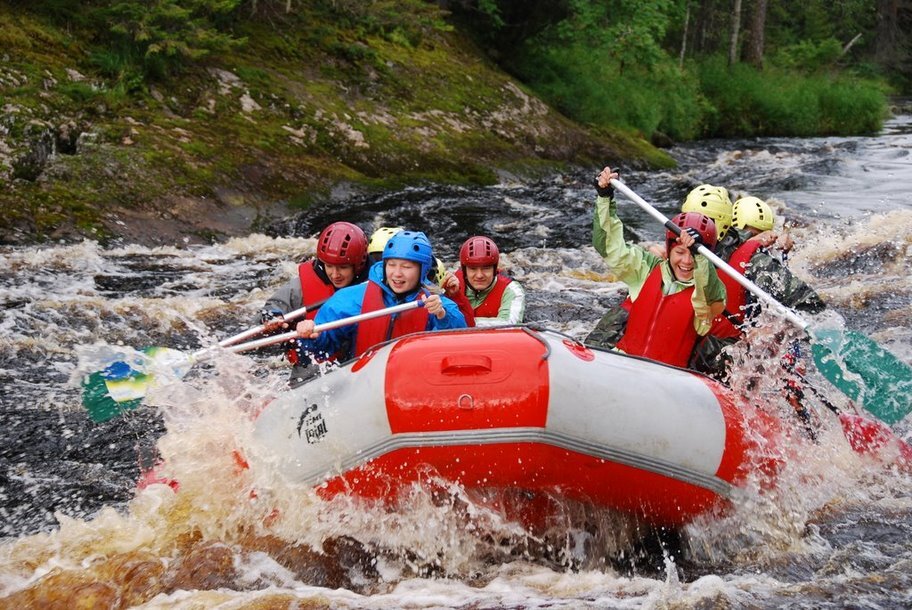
[0,7,672,247]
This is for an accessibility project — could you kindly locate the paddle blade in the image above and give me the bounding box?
[80,347,192,422]
[812,328,912,425]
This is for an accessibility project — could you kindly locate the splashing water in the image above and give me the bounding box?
[2,115,912,608]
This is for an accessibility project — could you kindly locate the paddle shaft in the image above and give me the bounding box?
[216,299,327,348]
[207,299,424,355]
[610,179,809,331]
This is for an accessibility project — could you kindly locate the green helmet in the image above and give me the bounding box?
[368,226,403,255]
[733,196,775,232]
[682,185,733,238]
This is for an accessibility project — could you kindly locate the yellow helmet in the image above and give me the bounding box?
[430,257,448,286]
[733,196,775,232]
[368,226,403,255]
[682,185,733,238]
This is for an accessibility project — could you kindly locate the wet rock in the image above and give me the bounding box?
[162,541,239,592]
[244,534,353,590]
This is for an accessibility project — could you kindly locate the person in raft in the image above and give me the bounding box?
[367,226,403,264]
[689,193,825,376]
[294,230,467,362]
[369,225,457,303]
[258,221,369,384]
[586,183,734,350]
[591,166,727,368]
[443,235,525,327]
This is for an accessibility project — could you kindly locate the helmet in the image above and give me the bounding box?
[666,212,718,254]
[682,184,733,237]
[383,230,434,280]
[732,196,775,232]
[316,222,368,274]
[459,236,499,268]
[429,257,447,285]
[368,226,403,255]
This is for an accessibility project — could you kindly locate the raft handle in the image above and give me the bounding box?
[441,354,492,374]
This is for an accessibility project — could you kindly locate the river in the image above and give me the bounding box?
[0,113,910,608]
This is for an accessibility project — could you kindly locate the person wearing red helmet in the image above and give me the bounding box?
[590,166,727,368]
[259,221,369,384]
[446,235,526,326]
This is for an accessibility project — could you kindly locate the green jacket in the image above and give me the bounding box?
[592,195,726,335]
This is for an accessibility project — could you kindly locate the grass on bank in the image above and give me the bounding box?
[512,43,889,141]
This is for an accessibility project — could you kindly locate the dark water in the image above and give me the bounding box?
[1,115,911,607]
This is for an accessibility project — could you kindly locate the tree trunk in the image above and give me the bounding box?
[728,0,742,67]
[679,4,691,69]
[745,0,767,68]
[694,0,716,54]
[875,0,901,64]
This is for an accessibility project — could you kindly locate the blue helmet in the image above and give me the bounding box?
[383,230,434,280]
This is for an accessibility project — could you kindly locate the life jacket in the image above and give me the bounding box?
[353,281,430,356]
[707,240,764,339]
[616,265,698,367]
[298,260,336,319]
[455,269,512,318]
[286,261,339,365]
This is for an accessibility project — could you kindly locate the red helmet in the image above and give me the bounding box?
[316,222,368,274]
[666,212,717,255]
[459,236,499,268]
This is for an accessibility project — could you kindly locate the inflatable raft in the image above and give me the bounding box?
[251,327,783,527]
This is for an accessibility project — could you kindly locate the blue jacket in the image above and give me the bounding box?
[296,261,467,361]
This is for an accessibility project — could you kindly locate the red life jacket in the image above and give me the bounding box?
[455,269,512,318]
[353,281,430,356]
[286,261,339,365]
[298,260,336,320]
[707,240,764,339]
[616,265,699,367]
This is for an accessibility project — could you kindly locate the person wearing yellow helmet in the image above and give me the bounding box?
[367,226,404,264]
[681,184,735,252]
[732,196,774,232]
[731,196,794,253]
[690,192,823,378]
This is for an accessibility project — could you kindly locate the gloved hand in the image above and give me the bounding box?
[683,227,704,246]
[593,177,614,198]
[260,307,285,325]
[260,308,288,334]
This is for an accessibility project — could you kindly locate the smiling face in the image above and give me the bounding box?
[465,265,496,292]
[384,258,421,294]
[324,263,355,288]
[668,244,695,282]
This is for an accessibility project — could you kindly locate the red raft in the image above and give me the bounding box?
[251,327,792,526]
[251,327,784,527]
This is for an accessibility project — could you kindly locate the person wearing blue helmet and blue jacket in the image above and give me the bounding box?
[294,231,467,364]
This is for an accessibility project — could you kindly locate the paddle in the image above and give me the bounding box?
[609,178,912,425]
[81,300,423,422]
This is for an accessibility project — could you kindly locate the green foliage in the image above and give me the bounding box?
[696,56,886,137]
[307,0,451,46]
[101,0,245,76]
[505,0,703,139]
[771,38,843,72]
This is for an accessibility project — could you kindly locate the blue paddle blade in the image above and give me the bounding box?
[80,347,193,423]
[812,328,912,425]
